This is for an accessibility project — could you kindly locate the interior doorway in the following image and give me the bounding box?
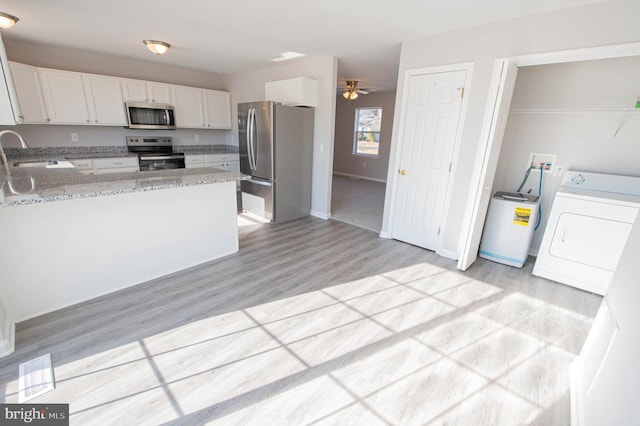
[330,89,396,233]
[331,175,386,232]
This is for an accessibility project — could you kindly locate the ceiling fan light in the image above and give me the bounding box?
[0,12,19,29]
[343,90,358,101]
[143,40,171,55]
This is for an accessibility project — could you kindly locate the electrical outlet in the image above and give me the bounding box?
[554,165,565,177]
[71,133,79,142]
[194,134,199,142]
[527,152,557,173]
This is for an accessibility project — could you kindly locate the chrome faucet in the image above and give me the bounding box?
[0,130,35,195]
[0,130,29,176]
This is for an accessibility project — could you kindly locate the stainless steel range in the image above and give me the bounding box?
[126,136,185,171]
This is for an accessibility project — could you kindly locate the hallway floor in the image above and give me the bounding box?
[331,174,386,233]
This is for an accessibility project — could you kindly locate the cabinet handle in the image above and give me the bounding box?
[86,119,90,123]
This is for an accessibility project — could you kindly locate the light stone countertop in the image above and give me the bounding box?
[1,162,240,208]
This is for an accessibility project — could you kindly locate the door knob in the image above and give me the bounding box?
[399,169,406,175]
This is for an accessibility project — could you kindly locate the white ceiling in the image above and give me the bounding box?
[1,0,602,91]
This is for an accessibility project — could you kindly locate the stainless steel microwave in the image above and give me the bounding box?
[125,102,176,130]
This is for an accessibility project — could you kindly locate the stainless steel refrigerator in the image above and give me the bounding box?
[238,101,314,223]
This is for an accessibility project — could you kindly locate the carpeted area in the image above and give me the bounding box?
[330,174,386,232]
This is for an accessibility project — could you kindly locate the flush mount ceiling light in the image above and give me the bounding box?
[0,12,19,29]
[271,51,306,62]
[143,40,171,55]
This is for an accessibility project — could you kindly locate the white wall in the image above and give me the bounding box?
[223,56,338,218]
[333,91,395,182]
[494,56,640,253]
[386,0,640,256]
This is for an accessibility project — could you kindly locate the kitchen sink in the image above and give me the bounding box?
[13,159,75,168]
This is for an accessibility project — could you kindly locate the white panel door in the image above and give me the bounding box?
[391,70,466,250]
[458,60,518,270]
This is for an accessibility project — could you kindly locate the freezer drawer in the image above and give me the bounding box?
[241,178,274,222]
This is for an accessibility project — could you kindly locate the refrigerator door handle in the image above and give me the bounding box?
[248,108,257,171]
[247,177,272,187]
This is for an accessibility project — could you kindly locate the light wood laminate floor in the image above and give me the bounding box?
[0,216,601,425]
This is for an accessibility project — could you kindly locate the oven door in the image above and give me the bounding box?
[138,154,185,171]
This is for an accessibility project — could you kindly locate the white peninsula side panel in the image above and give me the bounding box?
[0,181,238,322]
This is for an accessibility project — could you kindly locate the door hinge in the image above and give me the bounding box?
[448,163,452,173]
[458,87,465,99]
[437,226,441,236]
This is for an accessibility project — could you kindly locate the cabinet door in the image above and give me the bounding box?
[203,90,231,129]
[265,82,282,103]
[39,68,91,124]
[185,154,205,169]
[172,85,204,128]
[148,82,173,104]
[121,78,149,102]
[9,62,49,124]
[282,77,317,107]
[92,157,139,174]
[83,74,127,126]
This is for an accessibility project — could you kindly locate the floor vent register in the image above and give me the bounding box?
[18,353,56,402]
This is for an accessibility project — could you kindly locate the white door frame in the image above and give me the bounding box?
[457,41,640,271]
[381,62,474,257]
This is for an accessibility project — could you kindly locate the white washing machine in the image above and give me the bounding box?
[479,191,540,268]
[533,171,640,295]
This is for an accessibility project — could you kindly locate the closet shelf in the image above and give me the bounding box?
[509,108,640,114]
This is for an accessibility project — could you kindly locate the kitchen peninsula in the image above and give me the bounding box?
[0,159,239,325]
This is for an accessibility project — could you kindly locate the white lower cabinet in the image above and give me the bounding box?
[69,159,94,175]
[92,157,139,174]
[71,157,139,175]
[185,154,205,169]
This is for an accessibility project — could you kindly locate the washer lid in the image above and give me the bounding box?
[493,191,540,203]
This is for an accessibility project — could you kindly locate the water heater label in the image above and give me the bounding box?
[513,207,532,226]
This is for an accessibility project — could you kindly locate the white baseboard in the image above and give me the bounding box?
[333,172,386,184]
[437,248,459,260]
[310,210,330,220]
[0,319,15,358]
[379,230,391,239]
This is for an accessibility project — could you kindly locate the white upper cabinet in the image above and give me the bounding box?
[204,90,231,129]
[39,68,126,126]
[83,74,127,126]
[148,82,173,104]
[172,85,231,129]
[9,62,49,124]
[172,85,205,128]
[6,59,229,129]
[121,78,148,102]
[121,79,173,104]
[39,68,91,125]
[265,77,317,107]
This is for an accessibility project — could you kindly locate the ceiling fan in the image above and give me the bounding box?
[340,80,373,100]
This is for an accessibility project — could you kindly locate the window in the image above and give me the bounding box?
[353,107,382,156]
